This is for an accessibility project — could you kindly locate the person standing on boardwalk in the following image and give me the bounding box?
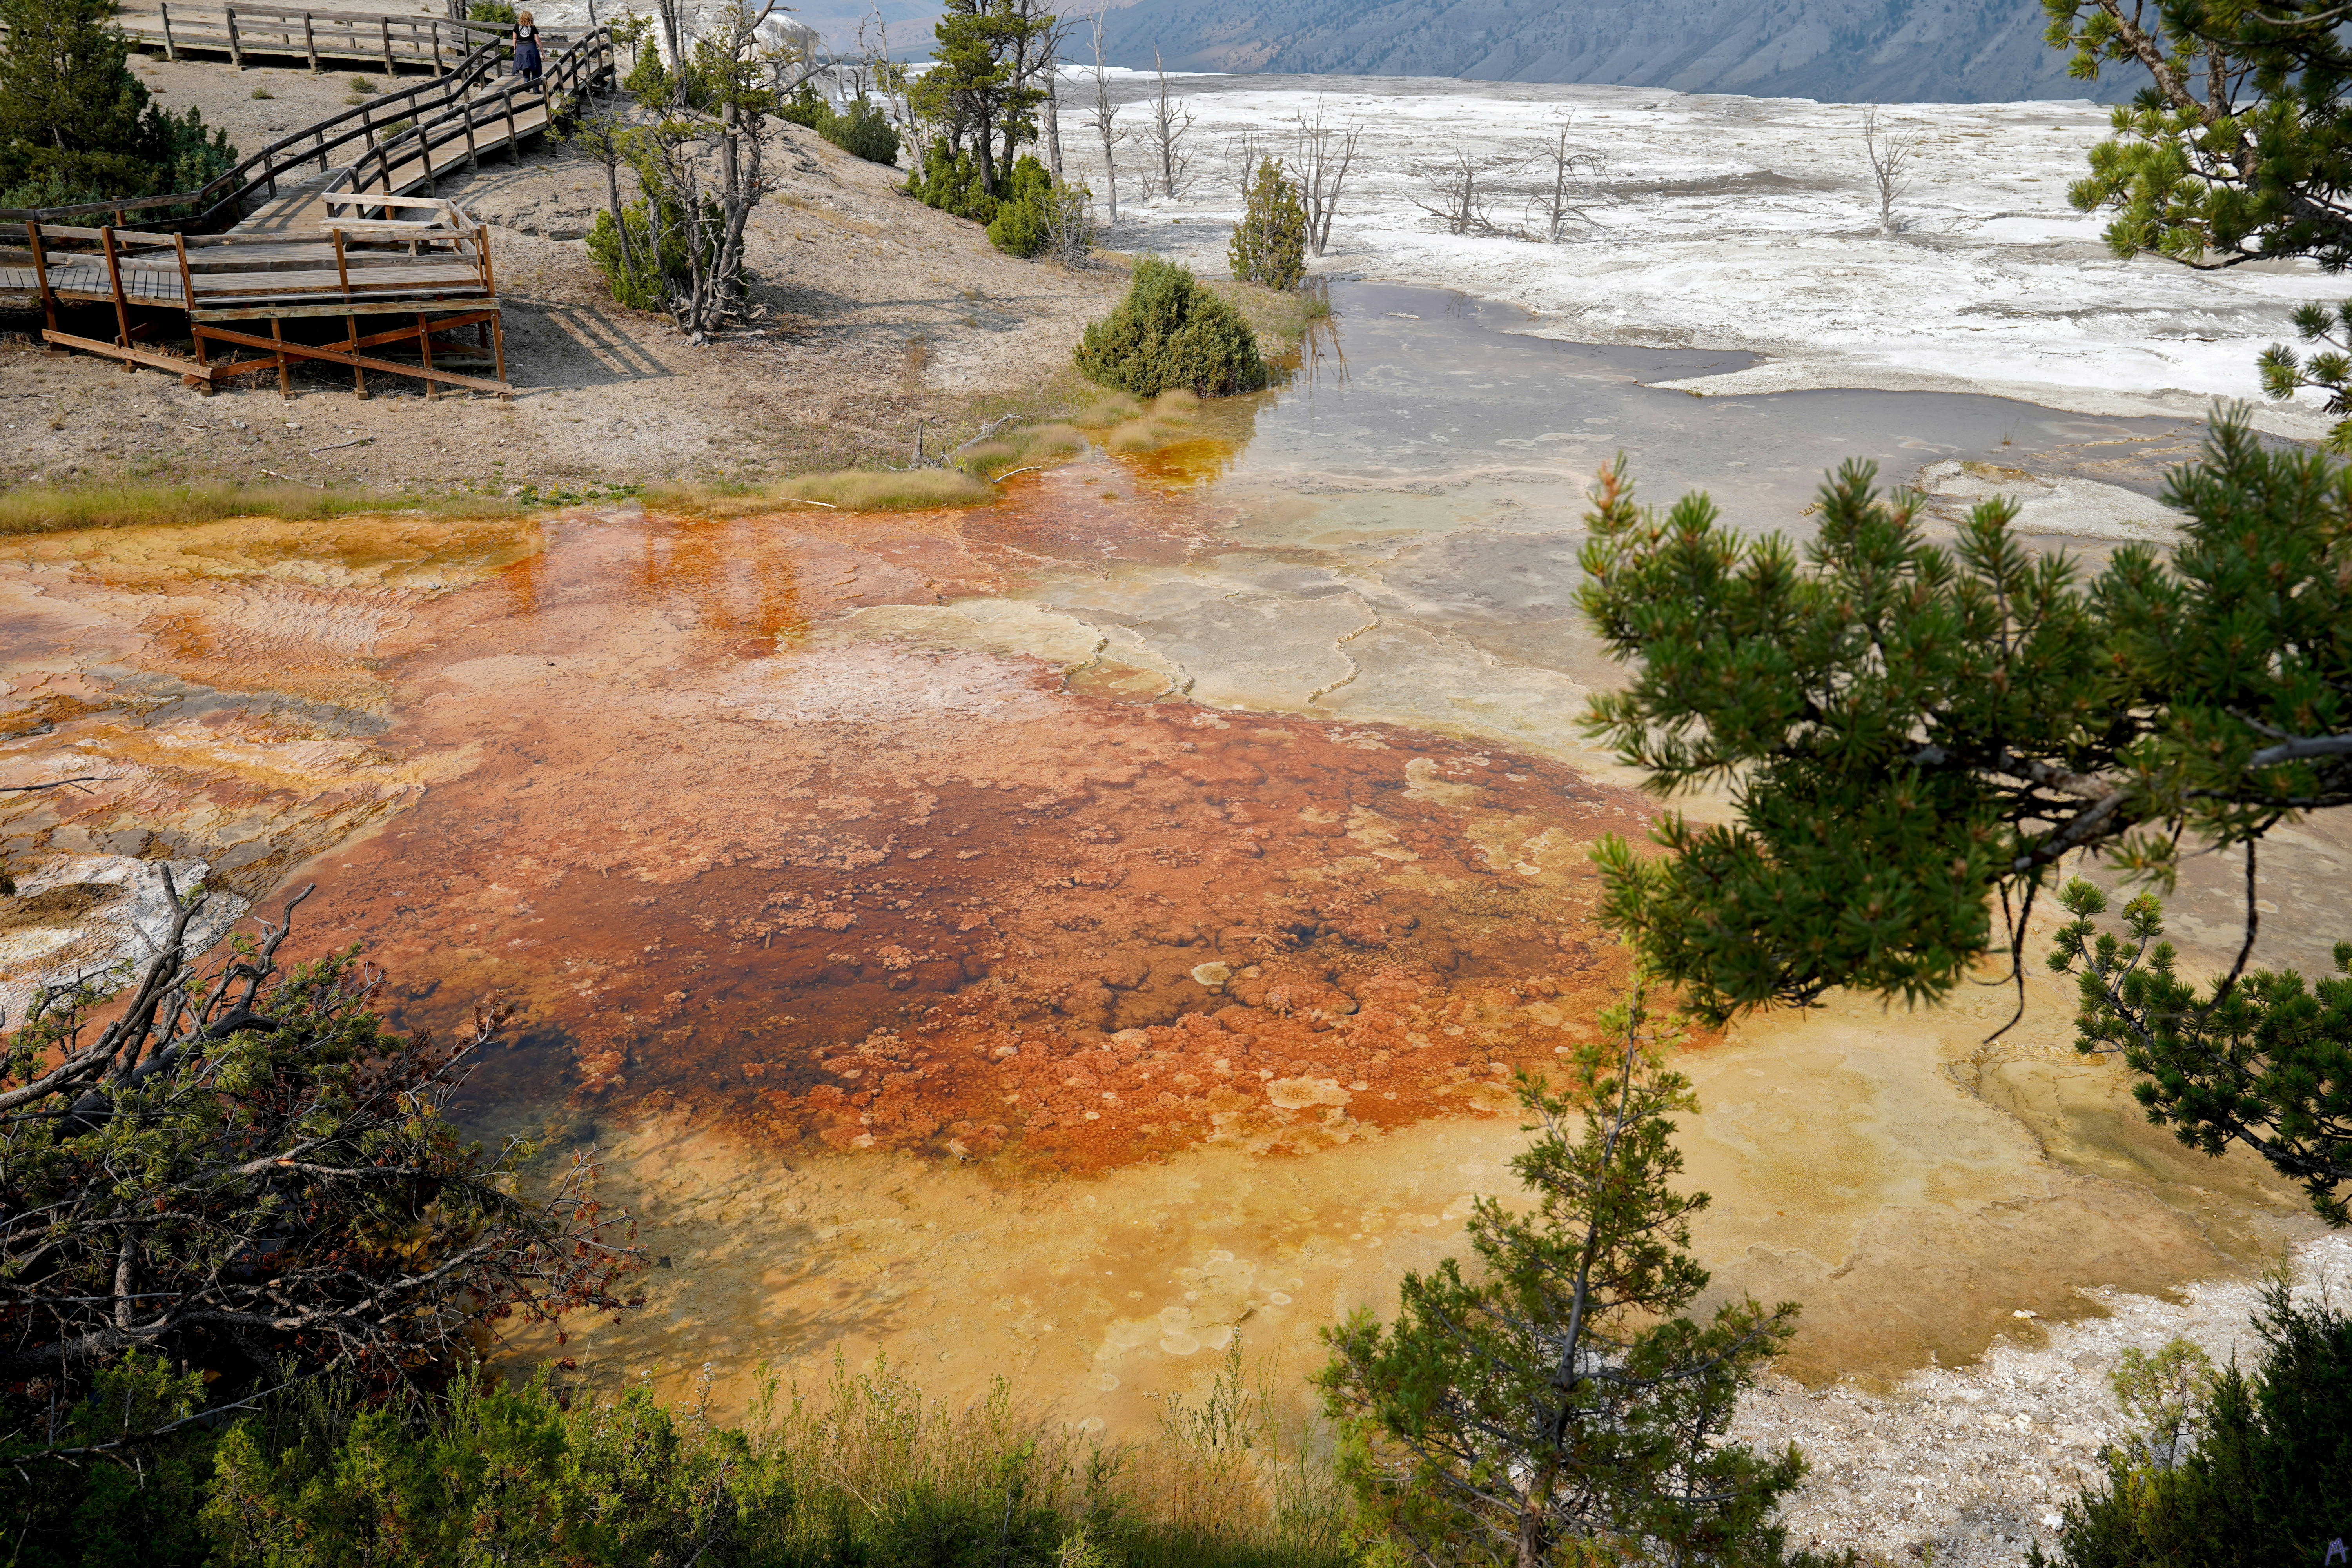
[512,10,543,83]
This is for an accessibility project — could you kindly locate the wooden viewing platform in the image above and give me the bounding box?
[0,27,617,399]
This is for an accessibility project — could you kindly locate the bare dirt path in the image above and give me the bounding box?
[2,56,1129,495]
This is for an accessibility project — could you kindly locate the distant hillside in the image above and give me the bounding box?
[1098,0,2117,103]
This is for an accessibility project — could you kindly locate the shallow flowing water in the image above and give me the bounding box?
[0,285,2333,1426]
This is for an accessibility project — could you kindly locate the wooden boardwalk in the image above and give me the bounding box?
[0,27,613,399]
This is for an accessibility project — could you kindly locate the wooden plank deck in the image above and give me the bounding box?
[0,25,614,399]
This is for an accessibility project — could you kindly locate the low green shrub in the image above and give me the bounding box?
[986,156,1094,261]
[906,138,997,225]
[586,187,733,314]
[985,156,1053,256]
[783,84,901,165]
[586,199,667,311]
[1074,259,1269,399]
[0,2,237,214]
[828,96,900,164]
[2033,1272,2352,1568]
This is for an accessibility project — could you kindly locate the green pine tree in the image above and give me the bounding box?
[1576,410,2352,1218]
[911,0,1051,200]
[1228,157,1307,291]
[2040,0,2352,448]
[2049,881,2352,1224]
[1316,983,1806,1568]
[0,0,235,209]
[2033,1269,2352,1568]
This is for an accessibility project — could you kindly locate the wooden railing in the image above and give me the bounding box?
[0,27,615,234]
[136,4,519,72]
[0,201,513,397]
[334,28,616,200]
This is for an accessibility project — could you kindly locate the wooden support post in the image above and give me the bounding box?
[99,228,134,369]
[463,102,479,171]
[271,316,291,398]
[417,313,437,399]
[489,310,508,394]
[226,6,244,68]
[174,234,204,367]
[315,125,328,172]
[380,18,395,76]
[26,220,62,352]
[160,3,178,60]
[350,313,367,397]
[304,11,317,69]
[433,19,445,74]
[503,87,518,158]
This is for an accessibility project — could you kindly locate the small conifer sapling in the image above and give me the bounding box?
[1316,982,1805,1568]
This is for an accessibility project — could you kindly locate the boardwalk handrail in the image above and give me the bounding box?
[0,25,615,234]
[335,28,615,200]
[0,5,571,73]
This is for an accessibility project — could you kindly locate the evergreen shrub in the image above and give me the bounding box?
[2034,1275,2352,1568]
[906,137,996,225]
[588,189,731,313]
[985,156,1058,256]
[1228,157,1307,290]
[1074,259,1269,399]
[781,83,900,165]
[0,0,236,212]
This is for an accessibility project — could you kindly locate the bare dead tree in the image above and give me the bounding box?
[1413,139,1512,235]
[0,877,640,1449]
[1862,104,1928,235]
[1034,9,1078,180]
[1085,7,1122,221]
[1524,112,1606,242]
[1291,96,1363,257]
[1041,178,1099,267]
[1142,48,1194,200]
[860,7,922,183]
[1226,129,1266,203]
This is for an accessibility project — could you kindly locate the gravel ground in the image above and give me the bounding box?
[1736,1232,2352,1566]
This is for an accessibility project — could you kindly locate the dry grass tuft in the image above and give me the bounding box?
[1102,391,1205,455]
[777,467,996,510]
[746,1342,1351,1568]
[0,481,394,537]
[642,466,997,517]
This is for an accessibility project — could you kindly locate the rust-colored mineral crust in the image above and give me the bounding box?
[261,516,1655,1174]
[307,645,1650,1173]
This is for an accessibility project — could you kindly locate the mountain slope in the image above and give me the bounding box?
[1100,0,2116,103]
